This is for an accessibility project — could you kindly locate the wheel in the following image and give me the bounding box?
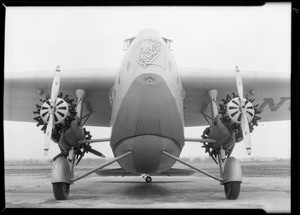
[52,182,70,200]
[224,181,241,199]
[145,176,152,183]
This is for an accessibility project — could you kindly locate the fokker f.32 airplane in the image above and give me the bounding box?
[4,29,290,200]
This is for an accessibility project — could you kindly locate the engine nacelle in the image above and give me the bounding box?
[202,116,235,151]
[58,116,85,151]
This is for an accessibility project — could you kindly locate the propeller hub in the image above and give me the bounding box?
[40,98,69,125]
[226,97,255,124]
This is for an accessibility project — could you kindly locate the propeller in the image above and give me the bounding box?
[235,66,251,155]
[44,66,61,156]
[76,144,105,166]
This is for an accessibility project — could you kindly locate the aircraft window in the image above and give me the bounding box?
[123,37,135,51]
[162,37,173,51]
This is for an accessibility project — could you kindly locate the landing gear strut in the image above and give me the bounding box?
[162,150,242,200]
[142,174,152,183]
[51,156,72,200]
[145,176,152,183]
[221,156,242,199]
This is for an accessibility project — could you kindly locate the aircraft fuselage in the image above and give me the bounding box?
[109,29,186,174]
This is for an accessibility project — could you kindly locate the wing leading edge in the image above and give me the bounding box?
[180,68,290,127]
[4,68,117,127]
[5,67,290,128]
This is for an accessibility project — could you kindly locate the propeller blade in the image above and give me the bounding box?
[44,113,54,156]
[241,113,251,155]
[87,148,105,158]
[50,66,61,101]
[43,66,61,156]
[75,144,89,166]
[235,66,243,99]
[76,154,83,166]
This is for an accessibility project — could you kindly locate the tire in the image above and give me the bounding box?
[224,181,241,199]
[52,182,70,200]
[145,176,152,183]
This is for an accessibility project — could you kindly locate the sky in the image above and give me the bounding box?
[4,3,291,160]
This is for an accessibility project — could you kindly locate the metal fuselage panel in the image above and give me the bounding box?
[110,29,185,174]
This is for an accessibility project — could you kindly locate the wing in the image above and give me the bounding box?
[180,68,290,127]
[4,68,117,127]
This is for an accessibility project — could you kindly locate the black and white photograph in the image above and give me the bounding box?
[4,3,291,212]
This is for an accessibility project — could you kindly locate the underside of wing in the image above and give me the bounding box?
[4,68,117,127]
[180,68,290,127]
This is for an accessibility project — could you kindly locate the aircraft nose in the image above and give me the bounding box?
[133,72,165,87]
[136,29,162,38]
[132,37,167,73]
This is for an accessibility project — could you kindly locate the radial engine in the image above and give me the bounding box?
[201,67,262,162]
[33,93,77,143]
[201,93,261,162]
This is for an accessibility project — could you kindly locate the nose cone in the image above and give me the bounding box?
[136,29,162,38]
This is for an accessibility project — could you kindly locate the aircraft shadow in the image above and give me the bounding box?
[120,183,173,198]
[96,180,192,184]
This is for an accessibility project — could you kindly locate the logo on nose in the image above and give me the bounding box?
[137,38,162,69]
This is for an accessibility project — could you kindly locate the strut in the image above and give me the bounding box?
[161,151,223,182]
[71,151,133,183]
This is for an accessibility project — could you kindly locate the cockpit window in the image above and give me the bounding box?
[162,37,173,51]
[123,37,135,51]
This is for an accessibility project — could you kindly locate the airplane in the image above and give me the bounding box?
[4,28,290,200]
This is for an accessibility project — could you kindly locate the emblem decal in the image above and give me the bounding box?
[137,38,162,69]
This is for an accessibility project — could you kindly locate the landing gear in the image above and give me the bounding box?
[222,157,242,199]
[145,176,152,183]
[51,156,72,200]
[224,181,241,199]
[162,151,242,200]
[52,182,70,200]
[142,174,152,183]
